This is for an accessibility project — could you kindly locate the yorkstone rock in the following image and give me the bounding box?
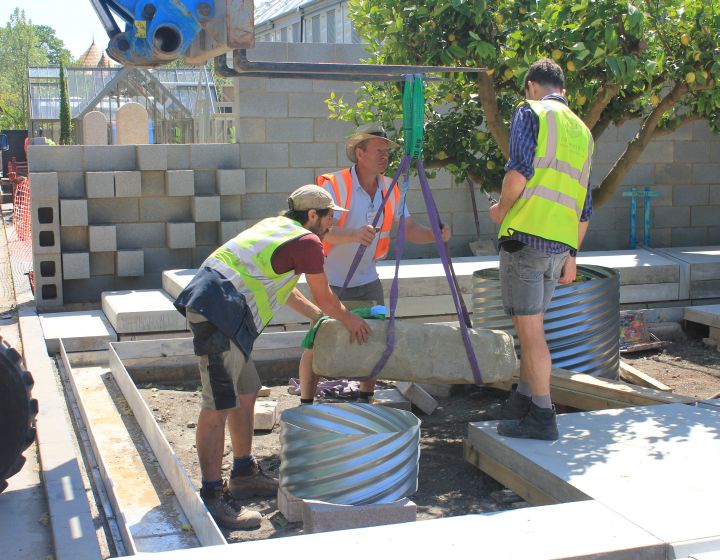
[313,320,517,384]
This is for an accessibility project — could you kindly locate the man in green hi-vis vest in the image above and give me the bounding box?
[175,185,371,530]
[488,58,594,441]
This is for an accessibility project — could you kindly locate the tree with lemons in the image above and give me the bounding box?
[327,0,719,206]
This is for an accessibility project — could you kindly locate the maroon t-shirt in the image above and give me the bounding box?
[270,233,325,276]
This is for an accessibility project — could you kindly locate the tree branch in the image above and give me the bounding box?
[653,114,703,137]
[475,73,510,159]
[583,83,620,131]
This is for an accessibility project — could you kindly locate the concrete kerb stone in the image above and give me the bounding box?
[59,199,88,227]
[277,487,304,523]
[101,289,187,333]
[39,309,118,354]
[373,387,412,411]
[301,498,417,534]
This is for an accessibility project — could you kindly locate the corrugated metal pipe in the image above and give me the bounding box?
[472,265,620,379]
[279,403,420,505]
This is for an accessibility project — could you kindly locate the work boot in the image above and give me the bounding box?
[496,403,559,441]
[487,385,531,420]
[228,461,279,499]
[200,483,262,530]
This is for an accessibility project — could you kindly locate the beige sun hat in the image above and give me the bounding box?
[345,123,400,163]
[288,185,348,212]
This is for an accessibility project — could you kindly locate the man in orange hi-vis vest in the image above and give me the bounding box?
[298,123,451,404]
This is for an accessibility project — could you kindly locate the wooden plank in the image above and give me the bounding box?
[107,345,226,547]
[619,360,672,392]
[487,367,695,410]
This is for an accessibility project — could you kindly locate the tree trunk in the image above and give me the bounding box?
[476,73,509,159]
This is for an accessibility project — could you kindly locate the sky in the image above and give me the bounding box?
[0,0,275,60]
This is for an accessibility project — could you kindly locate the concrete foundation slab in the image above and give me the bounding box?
[102,290,186,333]
[395,381,438,414]
[685,304,720,329]
[372,387,411,410]
[277,486,304,523]
[467,403,720,553]
[39,309,117,354]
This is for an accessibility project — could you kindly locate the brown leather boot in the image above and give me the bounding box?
[200,482,262,530]
[228,461,279,499]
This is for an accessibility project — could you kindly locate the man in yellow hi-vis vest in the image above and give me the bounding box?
[175,185,370,530]
[299,123,451,404]
[488,58,594,441]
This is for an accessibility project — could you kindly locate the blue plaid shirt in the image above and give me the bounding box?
[502,94,593,256]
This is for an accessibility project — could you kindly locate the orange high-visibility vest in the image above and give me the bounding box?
[317,169,400,260]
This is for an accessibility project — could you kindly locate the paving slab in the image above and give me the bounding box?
[685,304,720,329]
[102,290,187,333]
[655,246,720,299]
[39,309,117,354]
[467,404,720,554]
[118,500,666,560]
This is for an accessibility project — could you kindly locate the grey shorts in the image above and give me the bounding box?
[186,310,261,411]
[499,245,568,316]
[330,278,385,307]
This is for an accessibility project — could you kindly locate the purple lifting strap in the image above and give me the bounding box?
[338,155,484,385]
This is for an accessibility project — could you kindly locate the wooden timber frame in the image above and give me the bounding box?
[107,339,227,547]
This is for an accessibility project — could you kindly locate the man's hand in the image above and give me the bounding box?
[354,224,377,246]
[489,203,505,225]
[559,255,577,285]
[341,313,371,344]
[440,223,451,243]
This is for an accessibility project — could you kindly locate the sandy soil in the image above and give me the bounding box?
[139,330,720,543]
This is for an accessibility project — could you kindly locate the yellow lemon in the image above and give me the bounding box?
[486,161,496,170]
[448,33,456,42]
[435,151,448,160]
[494,13,504,25]
[680,34,690,46]
[650,95,660,105]
[486,68,495,76]
[567,60,576,72]
[552,49,562,61]
[475,131,487,141]
[693,52,701,62]
[577,94,587,106]
[503,68,514,81]
[686,71,696,84]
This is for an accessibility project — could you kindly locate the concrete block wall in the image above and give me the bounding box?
[235,43,720,258]
[29,144,247,307]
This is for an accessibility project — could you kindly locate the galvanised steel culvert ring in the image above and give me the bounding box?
[472,265,620,379]
[279,403,420,505]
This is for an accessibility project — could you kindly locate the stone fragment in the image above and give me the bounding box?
[302,498,416,534]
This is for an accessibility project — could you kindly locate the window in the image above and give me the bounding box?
[326,10,336,43]
[280,27,287,42]
[312,15,320,43]
[350,20,361,44]
[292,22,300,42]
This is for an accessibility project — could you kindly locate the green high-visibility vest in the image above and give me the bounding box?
[499,99,594,249]
[203,216,309,333]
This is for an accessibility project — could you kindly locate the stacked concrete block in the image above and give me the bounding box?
[89,226,117,252]
[216,169,246,195]
[165,170,195,196]
[218,220,249,242]
[60,199,88,227]
[114,171,142,197]
[86,172,115,198]
[192,196,221,222]
[116,250,145,277]
[136,145,167,171]
[30,172,63,307]
[62,252,90,280]
[166,223,196,249]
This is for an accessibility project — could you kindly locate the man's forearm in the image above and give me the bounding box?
[497,169,528,214]
[577,220,589,250]
[285,288,322,322]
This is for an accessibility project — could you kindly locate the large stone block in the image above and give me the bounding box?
[192,196,221,222]
[244,168,267,193]
[90,252,115,275]
[60,199,88,227]
[166,144,190,170]
[58,172,85,198]
[140,197,191,222]
[267,118,314,142]
[116,250,145,277]
[101,289,187,333]
[84,145,136,171]
[266,78,313,93]
[692,206,720,227]
[166,222,196,249]
[39,310,117,354]
[88,199,140,223]
[239,144,289,168]
[32,200,61,256]
[114,171,142,197]
[165,170,195,196]
[30,172,59,198]
[313,321,517,385]
[674,141,710,163]
[673,185,709,206]
[136,144,167,170]
[290,143,337,167]
[218,220,249,242]
[237,118,266,143]
[237,93,289,118]
[314,118,353,142]
[86,172,115,198]
[143,248,193,273]
[117,222,166,249]
[216,169,246,195]
[302,498,416,534]
[267,168,314,193]
[637,141,674,164]
[28,146,84,172]
[654,206,690,228]
[62,252,90,280]
[89,225,117,252]
[190,144,241,169]
[289,93,333,118]
[141,171,165,196]
[693,164,720,184]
